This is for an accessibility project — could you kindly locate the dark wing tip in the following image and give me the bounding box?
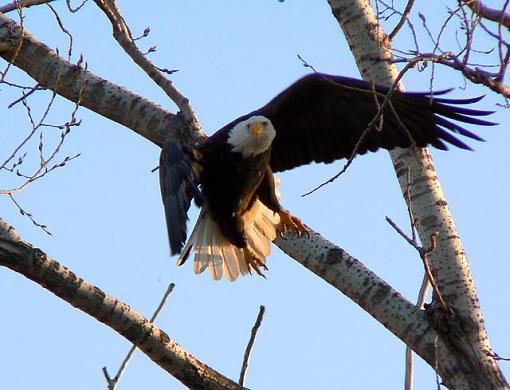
[255,73,497,171]
[160,140,201,256]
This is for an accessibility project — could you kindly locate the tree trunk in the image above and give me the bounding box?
[326,0,508,388]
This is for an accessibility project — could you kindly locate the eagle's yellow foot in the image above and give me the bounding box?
[278,209,309,238]
[243,247,268,278]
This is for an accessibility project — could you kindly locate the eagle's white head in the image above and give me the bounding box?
[227,115,276,157]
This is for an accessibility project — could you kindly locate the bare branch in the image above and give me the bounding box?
[65,0,88,13]
[0,12,199,148]
[0,218,244,390]
[0,0,55,13]
[239,305,265,386]
[103,282,176,390]
[8,194,51,234]
[393,53,510,97]
[46,3,73,60]
[405,275,431,390]
[388,0,416,41]
[93,0,204,134]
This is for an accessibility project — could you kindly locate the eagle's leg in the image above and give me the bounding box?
[242,247,268,278]
[278,209,309,238]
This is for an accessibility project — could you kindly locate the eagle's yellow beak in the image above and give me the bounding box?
[250,122,265,136]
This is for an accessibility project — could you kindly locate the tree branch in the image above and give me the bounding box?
[388,0,416,41]
[0,0,56,13]
[103,282,175,390]
[393,53,510,98]
[0,218,244,390]
[92,0,203,134]
[327,0,508,388]
[0,12,200,149]
[239,305,265,386]
[462,0,510,30]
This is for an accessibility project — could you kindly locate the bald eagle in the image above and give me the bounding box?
[159,73,494,281]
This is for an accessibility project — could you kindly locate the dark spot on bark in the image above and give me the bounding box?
[159,330,171,344]
[394,161,405,171]
[413,176,430,185]
[147,115,161,132]
[436,199,448,206]
[92,285,106,302]
[90,79,106,103]
[421,215,438,227]
[125,323,143,342]
[324,247,344,265]
[129,96,141,112]
[411,190,431,201]
[371,283,391,305]
[396,168,408,178]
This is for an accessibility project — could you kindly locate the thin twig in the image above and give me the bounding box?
[239,305,266,386]
[103,282,176,390]
[386,216,447,311]
[93,0,204,134]
[392,53,510,97]
[65,0,88,13]
[485,351,510,361]
[296,54,318,73]
[46,3,73,60]
[388,0,416,41]
[8,194,52,234]
[405,274,431,390]
[7,83,43,108]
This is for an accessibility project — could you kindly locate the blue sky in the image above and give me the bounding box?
[1,1,509,389]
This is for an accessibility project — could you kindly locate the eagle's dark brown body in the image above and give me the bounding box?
[198,138,278,249]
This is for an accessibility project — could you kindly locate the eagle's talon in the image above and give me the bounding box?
[278,209,309,238]
[243,248,268,278]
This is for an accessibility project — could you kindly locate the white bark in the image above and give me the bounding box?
[0,218,244,390]
[0,12,196,148]
[326,0,507,388]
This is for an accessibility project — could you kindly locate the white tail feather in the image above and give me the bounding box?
[178,199,279,281]
[177,176,281,280]
[193,211,210,274]
[221,245,239,281]
[235,246,250,276]
[209,224,224,280]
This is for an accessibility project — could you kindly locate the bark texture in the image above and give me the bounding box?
[326,0,508,388]
[0,219,244,390]
[0,12,198,149]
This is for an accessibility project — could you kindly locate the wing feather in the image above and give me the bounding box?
[223,73,497,172]
[159,140,202,254]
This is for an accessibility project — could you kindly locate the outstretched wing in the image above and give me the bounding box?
[159,140,202,255]
[248,73,495,173]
